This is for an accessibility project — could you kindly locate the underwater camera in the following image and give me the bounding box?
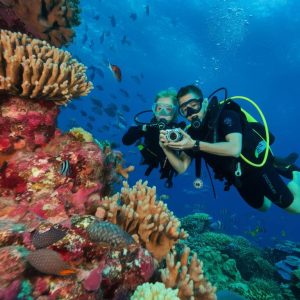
[165,128,183,142]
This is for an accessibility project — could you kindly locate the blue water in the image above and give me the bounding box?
[58,0,300,247]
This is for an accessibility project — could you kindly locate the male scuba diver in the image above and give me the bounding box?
[159,85,300,213]
[122,89,185,188]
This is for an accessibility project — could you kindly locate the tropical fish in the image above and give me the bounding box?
[119,88,129,98]
[121,104,130,112]
[91,97,103,108]
[109,15,116,27]
[108,63,122,82]
[131,75,141,84]
[87,220,135,247]
[82,32,88,44]
[27,249,76,276]
[245,225,266,237]
[145,4,150,16]
[88,115,96,122]
[104,103,118,117]
[93,14,100,21]
[121,35,131,46]
[60,160,71,176]
[96,84,104,91]
[209,220,224,231]
[159,194,169,201]
[130,13,137,21]
[32,224,67,249]
[80,110,88,117]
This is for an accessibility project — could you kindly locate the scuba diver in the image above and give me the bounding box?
[159,85,300,213]
[122,89,185,188]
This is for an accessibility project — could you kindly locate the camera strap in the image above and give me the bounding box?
[194,154,217,199]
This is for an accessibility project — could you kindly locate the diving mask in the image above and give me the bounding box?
[152,103,177,117]
[179,98,203,117]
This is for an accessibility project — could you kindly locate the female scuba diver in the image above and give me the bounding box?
[159,85,300,213]
[122,89,185,188]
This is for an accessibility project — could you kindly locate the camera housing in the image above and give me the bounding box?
[165,128,183,142]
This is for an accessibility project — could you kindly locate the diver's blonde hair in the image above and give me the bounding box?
[155,88,177,105]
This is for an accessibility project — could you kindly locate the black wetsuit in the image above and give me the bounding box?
[186,109,294,209]
[122,123,180,187]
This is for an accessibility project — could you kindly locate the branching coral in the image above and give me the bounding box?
[0,29,93,104]
[160,247,217,300]
[96,180,188,261]
[0,0,80,47]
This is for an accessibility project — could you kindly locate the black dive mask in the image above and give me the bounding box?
[185,106,201,118]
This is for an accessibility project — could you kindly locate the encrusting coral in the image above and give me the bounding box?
[96,180,188,261]
[0,29,93,104]
[160,247,217,300]
[0,0,80,47]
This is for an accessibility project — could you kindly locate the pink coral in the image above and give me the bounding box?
[0,279,21,300]
[83,260,105,292]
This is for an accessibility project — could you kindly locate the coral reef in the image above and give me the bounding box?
[0,95,59,154]
[180,212,213,234]
[0,216,156,299]
[160,247,216,300]
[179,213,295,299]
[131,282,180,300]
[0,0,80,47]
[291,268,300,298]
[0,30,93,104]
[96,180,188,261]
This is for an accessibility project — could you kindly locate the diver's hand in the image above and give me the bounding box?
[159,130,168,148]
[165,129,195,150]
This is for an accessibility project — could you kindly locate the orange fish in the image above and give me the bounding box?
[108,63,122,81]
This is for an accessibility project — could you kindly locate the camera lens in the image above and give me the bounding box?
[166,129,183,142]
[169,132,177,141]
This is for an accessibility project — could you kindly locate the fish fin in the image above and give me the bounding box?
[59,269,76,276]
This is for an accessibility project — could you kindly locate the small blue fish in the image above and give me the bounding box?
[60,160,71,176]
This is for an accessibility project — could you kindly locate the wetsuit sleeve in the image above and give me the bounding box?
[122,126,145,145]
[219,110,243,136]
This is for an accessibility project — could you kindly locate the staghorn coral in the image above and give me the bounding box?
[131,282,180,300]
[0,0,80,47]
[96,180,188,261]
[160,247,216,300]
[0,29,93,104]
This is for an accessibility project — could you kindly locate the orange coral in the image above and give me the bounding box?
[0,0,80,47]
[96,180,187,261]
[115,164,135,179]
[0,30,93,104]
[160,247,217,300]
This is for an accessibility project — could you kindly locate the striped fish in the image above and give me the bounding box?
[60,160,71,176]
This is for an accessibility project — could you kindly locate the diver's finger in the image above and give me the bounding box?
[178,128,189,137]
